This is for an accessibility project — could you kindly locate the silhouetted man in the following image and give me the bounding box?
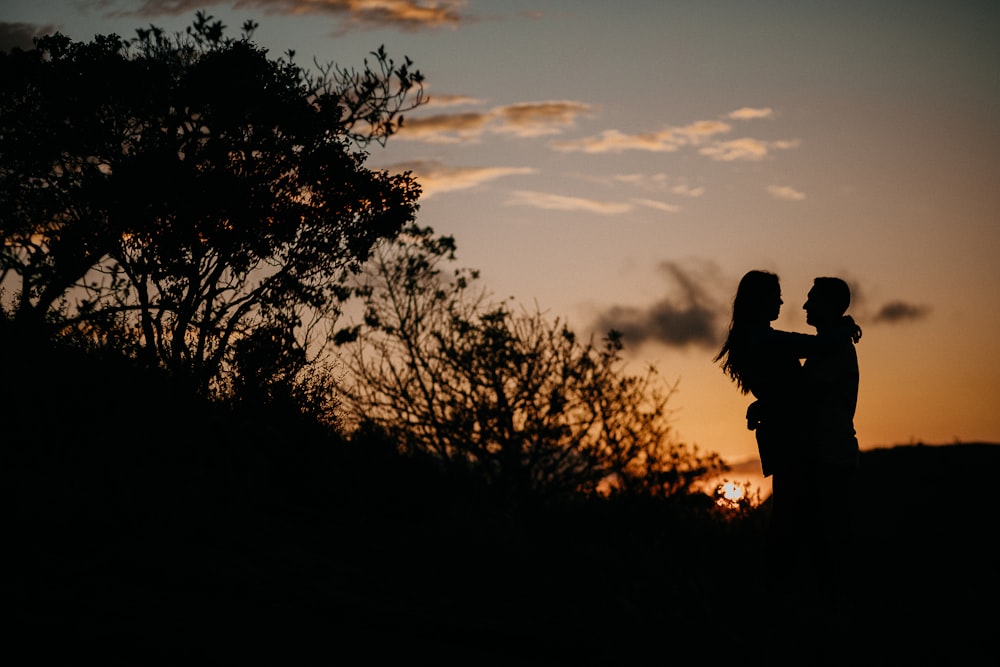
[800,277,860,608]
[803,277,860,473]
[765,277,861,660]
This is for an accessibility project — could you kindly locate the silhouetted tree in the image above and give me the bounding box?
[335,225,724,506]
[0,12,423,394]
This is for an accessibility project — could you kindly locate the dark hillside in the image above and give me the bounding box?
[5,343,997,664]
[846,443,1000,665]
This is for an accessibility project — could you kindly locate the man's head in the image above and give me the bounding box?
[804,277,851,327]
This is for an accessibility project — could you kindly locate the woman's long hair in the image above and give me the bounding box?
[714,270,780,394]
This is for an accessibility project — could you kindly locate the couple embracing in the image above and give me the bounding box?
[716,270,861,609]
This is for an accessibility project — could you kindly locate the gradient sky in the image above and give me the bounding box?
[4,0,999,480]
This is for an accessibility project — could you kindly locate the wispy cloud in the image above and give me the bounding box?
[591,260,725,348]
[767,185,806,201]
[676,120,733,142]
[610,173,703,198]
[551,112,798,162]
[424,93,484,108]
[506,191,632,215]
[671,184,705,198]
[872,300,930,324]
[105,0,469,31]
[396,100,591,143]
[699,137,800,162]
[726,107,774,120]
[491,101,593,137]
[550,129,684,154]
[612,173,665,188]
[387,159,535,198]
[396,112,493,144]
[632,198,680,213]
[0,21,60,50]
[550,120,731,154]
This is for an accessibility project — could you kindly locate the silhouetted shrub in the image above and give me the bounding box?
[334,225,726,510]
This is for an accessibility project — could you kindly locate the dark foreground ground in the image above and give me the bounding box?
[8,440,999,666]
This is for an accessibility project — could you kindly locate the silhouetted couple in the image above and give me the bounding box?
[716,271,860,623]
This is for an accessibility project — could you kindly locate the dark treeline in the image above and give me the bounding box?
[4,332,756,662]
[3,14,997,665]
[6,334,999,664]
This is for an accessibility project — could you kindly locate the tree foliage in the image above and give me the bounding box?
[335,225,725,505]
[0,12,424,394]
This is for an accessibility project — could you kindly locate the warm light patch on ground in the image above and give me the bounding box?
[713,480,754,511]
[720,481,744,502]
[702,467,772,507]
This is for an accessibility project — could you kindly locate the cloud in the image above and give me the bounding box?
[550,129,683,154]
[610,173,703,198]
[491,101,593,137]
[612,173,662,188]
[506,191,633,215]
[726,107,774,120]
[387,160,535,198]
[551,114,798,162]
[396,111,493,143]
[106,0,469,31]
[767,185,806,201]
[396,100,591,143]
[698,137,801,161]
[591,260,725,348]
[872,301,930,324]
[632,198,680,213]
[672,184,705,198]
[550,120,731,155]
[0,22,60,51]
[424,94,483,108]
[674,120,732,142]
[399,103,797,169]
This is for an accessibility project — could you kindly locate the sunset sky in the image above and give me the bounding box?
[3,0,998,480]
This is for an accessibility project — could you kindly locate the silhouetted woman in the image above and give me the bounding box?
[714,270,860,597]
